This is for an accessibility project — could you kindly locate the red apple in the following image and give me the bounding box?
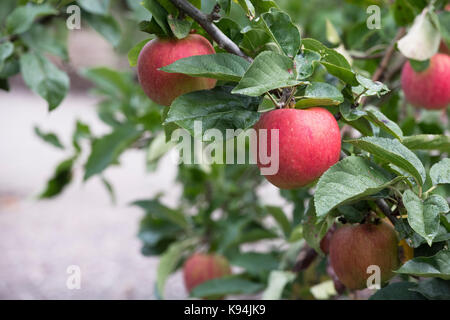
[401,53,450,110]
[329,220,400,290]
[254,107,341,189]
[183,253,231,294]
[137,34,217,106]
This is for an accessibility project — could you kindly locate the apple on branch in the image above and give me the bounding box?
[401,53,450,110]
[137,34,217,106]
[183,253,232,297]
[254,107,341,189]
[329,220,400,290]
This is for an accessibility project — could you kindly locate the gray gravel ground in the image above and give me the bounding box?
[0,90,187,299]
[0,89,284,299]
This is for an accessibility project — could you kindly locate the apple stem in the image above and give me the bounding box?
[169,0,252,62]
[266,92,281,108]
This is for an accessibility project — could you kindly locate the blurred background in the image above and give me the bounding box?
[1,0,446,299]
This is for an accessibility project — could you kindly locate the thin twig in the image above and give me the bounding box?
[169,0,252,62]
[371,27,406,82]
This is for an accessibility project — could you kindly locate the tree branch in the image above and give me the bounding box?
[375,199,398,225]
[169,0,252,62]
[292,244,318,272]
[335,27,406,120]
[371,27,406,82]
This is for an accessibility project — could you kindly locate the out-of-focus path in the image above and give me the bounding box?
[0,89,187,299]
[0,89,286,299]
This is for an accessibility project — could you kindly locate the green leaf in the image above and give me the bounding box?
[20,22,69,60]
[218,0,231,14]
[265,205,291,238]
[409,59,430,72]
[128,39,151,67]
[139,19,166,36]
[167,15,191,39]
[430,159,450,186]
[396,249,450,280]
[295,82,344,108]
[411,278,450,300]
[336,203,368,223]
[141,0,170,36]
[84,124,142,180]
[294,49,321,80]
[403,190,448,246]
[325,19,340,45]
[72,120,91,152]
[439,11,450,48]
[6,3,57,35]
[236,0,255,17]
[364,106,403,140]
[147,131,174,170]
[164,86,261,139]
[356,74,389,97]
[261,8,301,57]
[230,252,279,275]
[216,18,243,44]
[391,0,418,26]
[101,176,116,204]
[302,38,357,85]
[39,157,75,199]
[253,0,278,16]
[0,42,14,70]
[81,67,132,99]
[84,13,121,47]
[303,202,334,254]
[20,52,69,111]
[77,0,110,15]
[339,102,366,121]
[314,156,404,219]
[346,137,426,185]
[232,51,306,96]
[190,276,264,298]
[402,135,450,153]
[239,28,271,57]
[369,282,425,300]
[160,53,250,82]
[34,127,64,149]
[261,271,296,300]
[133,199,188,229]
[157,239,196,298]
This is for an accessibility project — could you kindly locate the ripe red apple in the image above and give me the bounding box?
[254,107,341,189]
[183,253,232,294]
[137,34,217,106]
[329,220,400,290]
[401,53,450,110]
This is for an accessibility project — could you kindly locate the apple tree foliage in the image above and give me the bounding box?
[1,0,450,299]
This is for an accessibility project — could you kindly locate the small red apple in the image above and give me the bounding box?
[401,53,450,110]
[254,107,341,189]
[329,220,400,290]
[137,34,217,106]
[183,253,231,294]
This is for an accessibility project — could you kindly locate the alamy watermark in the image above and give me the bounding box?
[170,121,280,176]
